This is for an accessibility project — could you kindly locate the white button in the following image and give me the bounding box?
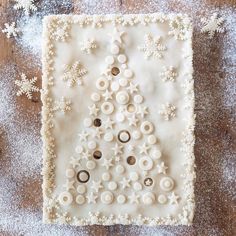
[116,164,125,174]
[58,191,73,206]
[76,195,85,205]
[75,145,83,154]
[108,181,118,190]
[119,78,128,87]
[117,194,126,204]
[132,130,141,140]
[142,192,155,205]
[96,77,109,90]
[86,160,96,170]
[101,102,114,115]
[104,132,113,142]
[147,135,156,145]
[83,117,93,127]
[133,182,142,191]
[150,148,162,159]
[118,130,130,143]
[66,168,75,178]
[160,177,174,192]
[138,156,153,171]
[111,81,120,91]
[88,141,97,150]
[77,185,86,194]
[105,56,115,65]
[124,69,133,78]
[102,172,111,181]
[158,194,167,204]
[140,121,154,134]
[110,44,119,54]
[91,92,101,102]
[116,113,125,122]
[134,94,143,104]
[116,91,129,105]
[130,172,139,181]
[101,191,114,204]
[118,54,127,63]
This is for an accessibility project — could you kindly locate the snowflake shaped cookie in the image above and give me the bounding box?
[62,61,87,87]
[159,103,176,121]
[138,34,166,60]
[2,22,20,38]
[160,66,178,82]
[80,38,97,54]
[201,13,224,38]
[15,73,39,99]
[13,0,37,15]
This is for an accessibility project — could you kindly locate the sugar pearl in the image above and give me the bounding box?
[105,56,115,65]
[118,54,127,63]
[110,44,119,54]
[91,92,101,102]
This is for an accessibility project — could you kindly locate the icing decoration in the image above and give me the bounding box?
[128,115,139,127]
[70,156,82,168]
[84,117,93,127]
[58,192,73,206]
[87,141,97,150]
[117,194,126,204]
[116,165,125,174]
[63,180,75,191]
[2,22,20,38]
[119,78,128,87]
[158,194,167,204]
[137,105,148,118]
[86,192,98,204]
[150,148,162,159]
[130,172,139,181]
[132,130,142,140]
[144,177,153,186]
[142,192,155,205]
[108,181,118,191]
[77,170,90,183]
[117,54,127,63]
[104,132,114,142]
[127,82,138,94]
[93,118,102,127]
[127,156,136,165]
[102,89,113,101]
[116,91,130,105]
[124,69,133,78]
[76,195,86,205]
[134,94,143,104]
[81,150,91,160]
[13,0,37,15]
[156,162,168,174]
[86,160,96,170]
[91,92,101,102]
[128,192,140,204]
[168,192,180,205]
[91,180,103,193]
[111,67,120,76]
[103,117,115,129]
[140,121,153,134]
[159,103,176,121]
[53,97,72,114]
[66,169,75,178]
[105,56,115,65]
[102,172,111,181]
[160,176,174,191]
[93,150,102,159]
[118,130,131,143]
[102,158,113,170]
[75,145,83,154]
[139,142,150,154]
[138,156,153,171]
[147,135,157,145]
[101,102,114,114]
[78,131,89,142]
[133,182,142,191]
[120,177,131,189]
[160,66,178,82]
[77,185,86,194]
[108,28,125,44]
[92,127,103,139]
[96,77,109,90]
[101,191,114,204]
[80,38,97,54]
[110,44,120,54]
[111,81,120,91]
[112,143,123,155]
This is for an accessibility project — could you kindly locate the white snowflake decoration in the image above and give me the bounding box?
[138,34,166,60]
[50,20,70,42]
[53,97,72,114]
[2,22,20,38]
[62,61,87,87]
[201,13,224,38]
[160,66,178,82]
[159,103,176,121]
[80,38,97,54]
[15,73,39,99]
[13,0,37,15]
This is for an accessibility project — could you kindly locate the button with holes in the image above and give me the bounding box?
[140,121,154,134]
[138,156,153,171]
[101,102,114,115]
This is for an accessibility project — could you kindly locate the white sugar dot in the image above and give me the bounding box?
[148,135,157,145]
[117,194,126,204]
[77,185,86,194]
[76,195,85,205]
[116,164,125,174]
[132,130,141,140]
[111,81,120,91]
[116,91,129,105]
[83,118,93,127]
[91,93,101,102]
[108,181,117,190]
[133,182,142,191]
[86,160,96,170]
[104,132,113,142]
[105,56,115,65]
[119,78,128,87]
[124,69,133,78]
[66,168,75,178]
[117,54,127,63]
[134,95,143,104]
[121,64,127,69]
[88,141,97,150]
[150,148,162,159]
[110,44,119,54]
[116,113,125,122]
[102,172,111,181]
[130,172,139,181]
[158,194,167,204]
[75,145,83,154]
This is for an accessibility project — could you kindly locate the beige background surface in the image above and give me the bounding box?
[0,0,235,235]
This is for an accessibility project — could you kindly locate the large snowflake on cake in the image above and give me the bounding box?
[2,22,20,38]
[138,34,166,60]
[13,0,37,15]
[201,13,224,38]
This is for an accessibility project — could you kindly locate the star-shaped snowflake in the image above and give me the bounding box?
[53,97,72,114]
[91,180,103,193]
[81,150,91,160]
[102,158,113,170]
[139,142,150,155]
[137,105,148,118]
[13,0,37,15]
[2,22,20,38]
[62,61,87,87]
[159,103,176,121]
[88,104,99,116]
[112,143,123,155]
[51,20,70,42]
[70,156,82,168]
[168,192,180,204]
[201,13,224,38]
[120,177,131,189]
[86,192,98,204]
[160,66,178,82]
[103,117,115,130]
[127,82,139,94]
[15,73,39,100]
[80,38,97,54]
[128,114,139,127]
[138,34,166,60]
[108,28,125,44]
[78,131,89,142]
[102,90,113,101]
[128,192,140,204]
[92,127,103,139]
[156,161,168,174]
[63,180,75,191]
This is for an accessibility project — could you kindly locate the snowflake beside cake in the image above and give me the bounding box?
[41,13,195,226]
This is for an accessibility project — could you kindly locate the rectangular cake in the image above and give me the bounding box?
[41,13,195,226]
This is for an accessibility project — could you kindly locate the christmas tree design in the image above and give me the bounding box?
[58,28,178,213]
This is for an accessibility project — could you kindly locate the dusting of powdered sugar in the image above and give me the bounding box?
[0,0,235,235]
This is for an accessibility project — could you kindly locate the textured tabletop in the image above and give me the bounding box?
[0,0,235,235]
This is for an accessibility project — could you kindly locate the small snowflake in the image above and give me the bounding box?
[15,73,39,99]
[201,13,224,38]
[159,103,176,121]
[53,97,72,114]
[13,0,37,15]
[160,66,178,82]
[50,19,70,42]
[62,61,87,87]
[138,34,166,60]
[80,38,97,54]
[2,22,20,38]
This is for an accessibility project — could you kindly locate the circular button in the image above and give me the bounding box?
[116,113,125,122]
[105,56,115,65]
[138,157,153,171]
[140,121,154,135]
[111,81,120,91]
[58,191,73,206]
[77,185,86,194]
[75,145,83,154]
[158,194,167,204]
[134,95,143,104]
[142,192,155,205]
[102,172,111,181]
[133,182,142,191]
[66,168,75,178]
[150,148,162,159]
[101,102,114,115]
[118,54,127,63]
[132,130,141,140]
[101,191,114,204]
[84,118,93,127]
[91,92,101,102]
[124,69,133,78]
[147,135,156,145]
[76,195,85,205]
[160,177,175,192]
[144,177,153,186]
[116,91,129,105]
[126,104,136,113]
[110,44,119,54]
[130,172,139,181]
[77,170,90,183]
[104,132,113,142]
[108,181,118,191]
[116,164,125,174]
[117,194,126,204]
[119,78,128,87]
[88,141,97,150]
[86,160,96,170]
[118,130,130,143]
[96,77,109,90]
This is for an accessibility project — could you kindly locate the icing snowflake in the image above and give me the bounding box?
[78,131,89,142]
[128,192,140,204]
[13,0,37,15]
[120,177,131,189]
[108,28,125,44]
[201,13,224,38]
[50,19,70,42]
[53,97,72,114]
[70,156,82,168]
[15,73,39,100]
[160,66,178,82]
[159,103,176,121]
[2,22,20,38]
[102,158,113,170]
[92,127,103,139]
[56,212,71,224]
[80,38,97,54]
[168,192,180,205]
[63,180,75,191]
[91,181,103,193]
[62,61,87,87]
[156,162,168,174]
[86,192,98,204]
[138,34,166,60]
